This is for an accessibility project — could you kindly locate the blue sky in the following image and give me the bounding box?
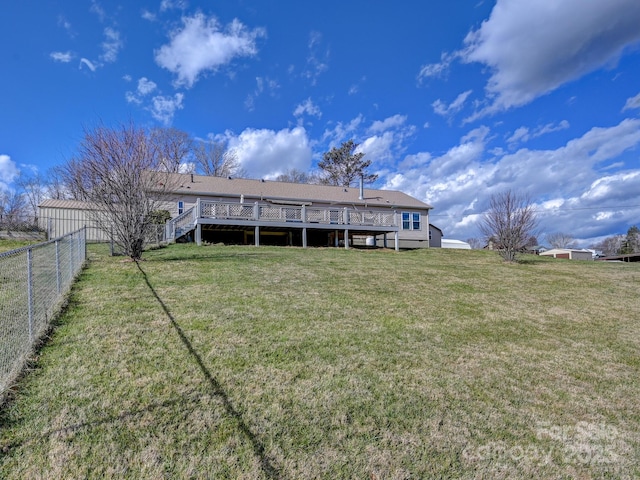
[2,0,640,246]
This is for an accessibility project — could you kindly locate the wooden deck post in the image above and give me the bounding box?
[196,223,202,246]
[344,229,349,249]
[394,231,399,251]
[302,228,307,248]
[255,226,260,246]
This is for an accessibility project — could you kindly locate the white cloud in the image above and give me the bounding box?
[50,51,73,63]
[462,0,640,116]
[160,0,188,11]
[383,119,640,244]
[155,14,265,88]
[293,98,322,119]
[581,171,640,202]
[149,93,184,125]
[79,58,97,72]
[57,15,75,37]
[90,0,106,22]
[507,120,570,146]
[506,126,530,145]
[417,51,458,82]
[137,77,157,95]
[321,114,415,167]
[358,132,397,165]
[303,31,329,85]
[0,155,20,191]
[432,90,473,117]
[100,27,122,63]
[368,114,407,134]
[623,92,640,111]
[126,77,158,104]
[358,115,416,168]
[322,115,365,145]
[225,127,312,179]
[245,76,279,112]
[141,9,156,21]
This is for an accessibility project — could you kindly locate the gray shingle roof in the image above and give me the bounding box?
[169,174,431,210]
[39,174,432,211]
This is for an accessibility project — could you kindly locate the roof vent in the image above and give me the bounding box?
[261,179,265,182]
[227,176,232,180]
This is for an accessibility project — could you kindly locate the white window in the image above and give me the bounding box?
[402,212,421,230]
[178,201,184,215]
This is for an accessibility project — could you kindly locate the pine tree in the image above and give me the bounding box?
[318,140,378,187]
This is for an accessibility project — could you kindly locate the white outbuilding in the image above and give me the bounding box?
[441,238,472,250]
[539,248,593,260]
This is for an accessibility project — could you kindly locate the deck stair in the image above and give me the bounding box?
[166,207,196,241]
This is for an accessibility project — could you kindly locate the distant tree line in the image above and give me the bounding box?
[591,226,640,256]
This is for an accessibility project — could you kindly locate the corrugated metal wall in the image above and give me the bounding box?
[38,206,110,242]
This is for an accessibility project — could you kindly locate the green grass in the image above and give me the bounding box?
[1,244,639,478]
[0,239,38,253]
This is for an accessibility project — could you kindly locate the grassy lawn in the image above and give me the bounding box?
[0,243,638,478]
[0,239,39,253]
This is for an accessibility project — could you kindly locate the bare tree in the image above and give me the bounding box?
[193,138,241,177]
[0,191,28,232]
[591,235,624,257]
[62,121,178,260]
[150,127,194,173]
[15,172,45,220]
[45,165,74,200]
[480,190,539,262]
[465,237,484,250]
[318,139,377,187]
[546,232,577,249]
[274,168,319,184]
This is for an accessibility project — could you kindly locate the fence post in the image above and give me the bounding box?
[27,248,34,342]
[69,232,75,279]
[55,239,61,294]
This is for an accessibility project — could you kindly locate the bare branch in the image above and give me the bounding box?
[193,139,240,177]
[546,232,577,249]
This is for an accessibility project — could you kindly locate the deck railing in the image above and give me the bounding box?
[166,206,196,240]
[197,200,397,227]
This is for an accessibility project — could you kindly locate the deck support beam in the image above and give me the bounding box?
[255,226,260,246]
[344,229,349,249]
[394,231,399,251]
[196,224,202,246]
[302,228,307,248]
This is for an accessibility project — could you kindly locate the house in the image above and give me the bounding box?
[39,173,433,250]
[539,248,593,260]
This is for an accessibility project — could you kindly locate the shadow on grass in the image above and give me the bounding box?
[0,390,212,452]
[135,262,283,480]
[516,256,551,265]
[148,251,269,263]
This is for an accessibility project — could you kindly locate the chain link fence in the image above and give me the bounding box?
[0,228,86,400]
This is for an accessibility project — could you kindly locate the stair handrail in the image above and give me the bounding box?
[167,206,196,240]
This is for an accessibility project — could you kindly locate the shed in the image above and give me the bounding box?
[441,238,471,250]
[539,248,593,260]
